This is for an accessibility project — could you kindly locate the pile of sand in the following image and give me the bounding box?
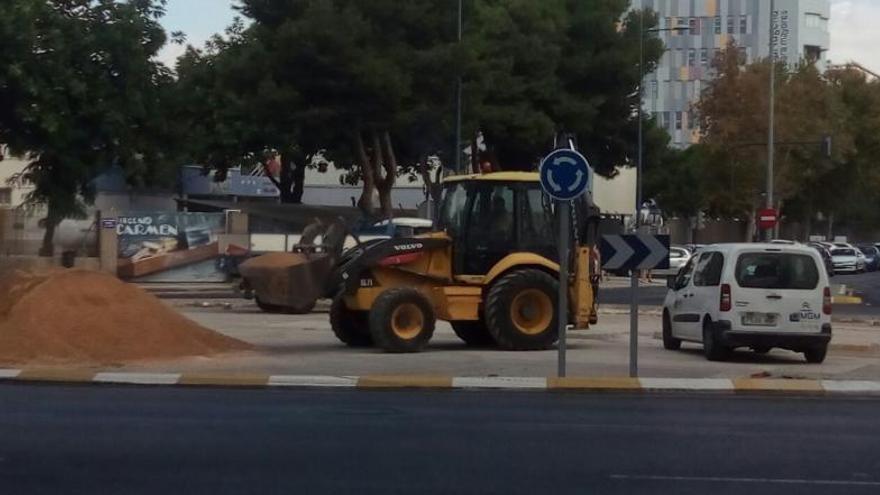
[0,268,250,365]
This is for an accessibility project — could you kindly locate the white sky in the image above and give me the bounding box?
[828,0,880,73]
[156,0,880,74]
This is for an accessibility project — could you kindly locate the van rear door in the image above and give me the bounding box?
[733,250,825,333]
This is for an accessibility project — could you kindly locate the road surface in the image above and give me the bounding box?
[2,384,879,494]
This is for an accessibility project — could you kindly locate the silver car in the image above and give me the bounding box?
[655,246,692,277]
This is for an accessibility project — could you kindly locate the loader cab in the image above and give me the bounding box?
[438,173,566,275]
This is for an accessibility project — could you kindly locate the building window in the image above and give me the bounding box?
[650,80,659,99]
[689,17,700,35]
[805,13,828,32]
[675,111,683,130]
[714,16,722,34]
[727,16,734,34]
[740,15,748,34]
[700,48,709,66]
[688,48,696,67]
[0,188,10,206]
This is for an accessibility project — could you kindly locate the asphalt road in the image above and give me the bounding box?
[2,384,880,495]
[602,271,880,315]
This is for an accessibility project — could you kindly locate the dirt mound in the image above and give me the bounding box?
[0,269,250,365]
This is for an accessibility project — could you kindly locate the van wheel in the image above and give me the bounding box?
[804,345,828,363]
[662,311,681,350]
[702,321,729,361]
[369,288,435,353]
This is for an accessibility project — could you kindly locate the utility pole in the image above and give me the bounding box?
[766,0,776,241]
[454,0,463,174]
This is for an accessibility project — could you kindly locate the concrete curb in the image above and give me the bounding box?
[2,370,880,395]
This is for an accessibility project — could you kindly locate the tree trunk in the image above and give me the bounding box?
[745,209,757,242]
[354,132,375,216]
[827,211,835,241]
[278,151,295,203]
[470,133,479,174]
[291,153,306,204]
[803,205,813,241]
[39,200,60,257]
[376,130,397,219]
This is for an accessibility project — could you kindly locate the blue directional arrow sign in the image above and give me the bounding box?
[539,149,592,201]
[600,234,671,271]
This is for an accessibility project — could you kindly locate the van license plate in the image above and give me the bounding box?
[742,312,777,327]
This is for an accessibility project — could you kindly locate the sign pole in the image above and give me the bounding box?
[629,267,638,377]
[557,200,570,377]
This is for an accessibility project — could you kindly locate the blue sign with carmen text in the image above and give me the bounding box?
[539,149,592,201]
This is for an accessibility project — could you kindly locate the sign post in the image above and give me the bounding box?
[600,234,671,377]
[539,148,592,377]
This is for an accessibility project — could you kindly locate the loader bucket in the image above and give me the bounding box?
[239,252,335,314]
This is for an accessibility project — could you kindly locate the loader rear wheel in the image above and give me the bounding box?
[283,300,316,315]
[486,269,558,350]
[451,321,495,347]
[330,294,372,347]
[369,288,435,353]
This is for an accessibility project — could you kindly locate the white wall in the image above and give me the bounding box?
[591,166,636,217]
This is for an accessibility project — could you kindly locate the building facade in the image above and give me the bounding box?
[637,0,831,147]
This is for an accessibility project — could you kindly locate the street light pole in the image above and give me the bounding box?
[631,18,689,378]
[766,0,776,241]
[454,0,463,174]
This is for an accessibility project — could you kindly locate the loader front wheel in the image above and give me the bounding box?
[330,294,372,347]
[486,269,558,350]
[369,288,435,353]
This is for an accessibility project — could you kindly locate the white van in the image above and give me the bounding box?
[662,243,832,363]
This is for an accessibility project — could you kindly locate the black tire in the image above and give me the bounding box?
[485,269,558,351]
[451,321,496,347]
[283,300,317,315]
[662,311,681,350]
[255,296,284,313]
[753,346,771,355]
[702,321,729,361]
[330,293,372,347]
[804,345,828,363]
[369,288,435,353]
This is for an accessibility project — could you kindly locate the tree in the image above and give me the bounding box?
[696,44,850,238]
[0,0,174,255]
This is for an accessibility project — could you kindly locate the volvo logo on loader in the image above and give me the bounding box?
[393,243,424,252]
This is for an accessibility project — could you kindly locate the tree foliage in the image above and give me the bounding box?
[0,0,174,254]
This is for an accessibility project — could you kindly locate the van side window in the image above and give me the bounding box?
[694,252,724,287]
[675,258,697,290]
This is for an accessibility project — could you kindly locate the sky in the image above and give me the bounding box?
[157,0,880,74]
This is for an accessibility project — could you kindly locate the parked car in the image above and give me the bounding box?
[808,243,835,277]
[663,243,832,363]
[857,245,880,272]
[830,247,865,273]
[683,244,706,255]
[654,246,692,277]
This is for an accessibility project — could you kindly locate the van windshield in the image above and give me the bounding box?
[735,252,819,290]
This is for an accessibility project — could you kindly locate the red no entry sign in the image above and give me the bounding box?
[758,208,778,230]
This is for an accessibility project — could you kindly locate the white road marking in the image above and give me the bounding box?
[638,378,734,391]
[93,372,181,385]
[821,380,880,393]
[610,474,880,486]
[452,377,547,389]
[0,369,21,379]
[268,375,357,387]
